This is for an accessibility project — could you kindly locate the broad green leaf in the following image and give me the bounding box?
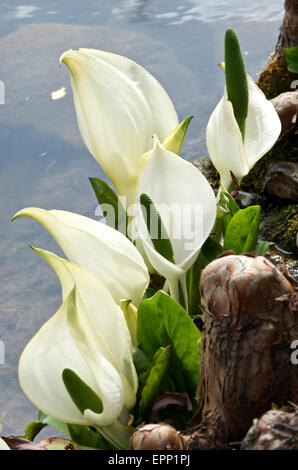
[187,238,223,317]
[285,47,298,73]
[160,327,187,393]
[89,177,127,233]
[38,411,70,437]
[22,421,47,441]
[137,291,201,395]
[201,237,224,266]
[186,251,205,317]
[67,424,116,450]
[224,205,261,254]
[137,346,171,419]
[62,368,103,415]
[132,346,150,376]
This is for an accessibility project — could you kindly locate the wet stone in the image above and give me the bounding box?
[264,161,298,202]
[237,191,257,208]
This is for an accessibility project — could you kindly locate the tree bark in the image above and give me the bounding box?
[183,255,298,450]
[257,0,298,99]
[272,0,298,61]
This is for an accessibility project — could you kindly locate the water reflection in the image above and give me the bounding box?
[112,0,283,23]
[12,5,41,19]
[0,0,283,435]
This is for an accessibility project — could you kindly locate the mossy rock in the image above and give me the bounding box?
[241,132,298,195]
[260,203,298,254]
[257,56,298,101]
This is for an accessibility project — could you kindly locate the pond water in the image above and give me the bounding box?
[0,0,284,435]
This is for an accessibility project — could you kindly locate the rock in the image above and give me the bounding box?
[241,409,298,450]
[271,91,298,140]
[266,245,298,279]
[237,191,257,208]
[260,203,298,254]
[264,161,298,202]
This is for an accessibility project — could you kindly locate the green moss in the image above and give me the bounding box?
[257,56,298,100]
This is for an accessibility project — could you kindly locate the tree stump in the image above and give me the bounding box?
[183,255,298,450]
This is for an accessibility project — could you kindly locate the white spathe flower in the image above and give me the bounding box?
[0,438,10,450]
[60,48,179,209]
[206,75,281,190]
[135,137,217,306]
[18,249,138,449]
[12,208,149,307]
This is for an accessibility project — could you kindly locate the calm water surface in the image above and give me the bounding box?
[0,0,284,434]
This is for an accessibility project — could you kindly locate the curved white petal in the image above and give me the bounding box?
[13,208,149,306]
[244,75,281,168]
[77,48,178,144]
[31,247,138,405]
[67,288,129,424]
[206,76,281,188]
[60,49,178,207]
[18,291,123,426]
[0,438,10,450]
[136,138,216,300]
[206,88,249,188]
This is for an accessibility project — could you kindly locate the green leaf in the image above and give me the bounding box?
[143,286,158,299]
[137,346,171,419]
[22,421,47,441]
[132,346,150,376]
[225,28,249,141]
[224,205,261,254]
[255,239,271,256]
[160,327,187,393]
[89,177,127,233]
[186,251,205,317]
[219,191,240,233]
[38,411,70,437]
[137,291,201,396]
[187,238,224,316]
[285,47,298,73]
[201,237,224,266]
[140,193,175,263]
[163,116,193,154]
[62,368,103,416]
[67,424,116,450]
